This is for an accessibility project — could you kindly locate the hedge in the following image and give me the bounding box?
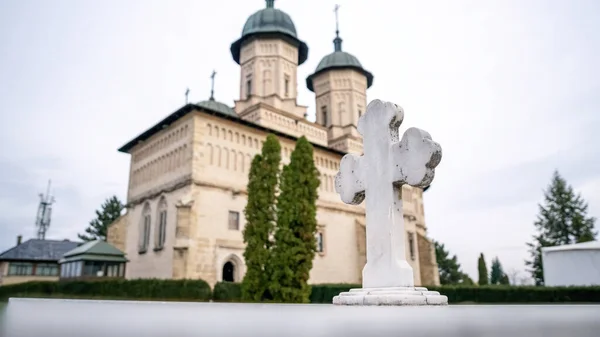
[4,280,600,304]
[0,279,212,302]
[208,282,600,304]
[212,282,242,302]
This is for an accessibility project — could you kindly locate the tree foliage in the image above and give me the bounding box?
[433,240,472,285]
[477,253,489,285]
[269,136,320,303]
[241,134,281,301]
[526,171,597,285]
[78,196,123,242]
[490,257,509,285]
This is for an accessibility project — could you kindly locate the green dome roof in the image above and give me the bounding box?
[306,37,373,92]
[196,98,237,118]
[231,1,308,65]
[315,51,363,72]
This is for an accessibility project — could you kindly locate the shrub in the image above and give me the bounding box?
[213,282,243,302]
[0,279,211,302]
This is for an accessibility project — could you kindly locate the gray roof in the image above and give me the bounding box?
[306,37,374,92]
[230,1,308,65]
[0,239,81,262]
[196,98,237,118]
[242,6,297,39]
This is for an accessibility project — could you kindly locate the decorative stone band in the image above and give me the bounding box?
[333,287,448,306]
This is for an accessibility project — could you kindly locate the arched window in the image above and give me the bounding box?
[139,203,151,253]
[155,197,168,250]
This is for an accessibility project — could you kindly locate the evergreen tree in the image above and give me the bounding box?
[490,257,504,285]
[461,273,475,285]
[477,253,489,285]
[269,136,320,303]
[78,196,123,242]
[526,171,597,285]
[241,134,281,302]
[499,273,510,285]
[434,240,471,285]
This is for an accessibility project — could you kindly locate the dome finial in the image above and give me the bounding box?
[333,4,343,52]
[210,70,217,101]
[266,0,275,8]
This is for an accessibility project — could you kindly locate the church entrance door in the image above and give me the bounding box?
[222,261,235,282]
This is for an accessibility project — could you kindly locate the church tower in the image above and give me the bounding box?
[306,7,373,154]
[231,0,311,122]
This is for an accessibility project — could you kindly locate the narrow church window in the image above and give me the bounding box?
[139,203,151,254]
[228,211,240,230]
[321,106,328,126]
[408,232,415,260]
[246,76,252,98]
[358,109,362,118]
[284,75,290,97]
[316,231,324,253]
[155,198,167,250]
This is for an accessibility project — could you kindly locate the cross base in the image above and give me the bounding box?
[333,287,448,306]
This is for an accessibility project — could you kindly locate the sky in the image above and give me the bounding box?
[0,0,599,283]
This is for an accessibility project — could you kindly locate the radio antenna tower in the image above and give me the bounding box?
[35,180,55,240]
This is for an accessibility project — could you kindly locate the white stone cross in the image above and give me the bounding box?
[333,99,447,305]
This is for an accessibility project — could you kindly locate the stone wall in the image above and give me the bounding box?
[107,215,127,252]
[417,233,441,286]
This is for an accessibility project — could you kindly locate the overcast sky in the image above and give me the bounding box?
[1,0,598,283]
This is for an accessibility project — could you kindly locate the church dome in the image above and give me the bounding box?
[230,0,308,65]
[306,37,373,92]
[196,98,237,118]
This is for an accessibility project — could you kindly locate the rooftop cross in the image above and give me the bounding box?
[332,99,447,306]
[333,4,343,51]
[210,70,217,101]
[185,88,190,104]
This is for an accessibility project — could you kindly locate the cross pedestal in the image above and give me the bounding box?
[333,99,447,306]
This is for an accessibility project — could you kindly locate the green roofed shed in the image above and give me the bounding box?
[58,240,127,279]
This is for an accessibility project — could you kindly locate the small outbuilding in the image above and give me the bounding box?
[542,241,600,286]
[59,240,127,280]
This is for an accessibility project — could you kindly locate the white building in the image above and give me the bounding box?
[542,241,600,286]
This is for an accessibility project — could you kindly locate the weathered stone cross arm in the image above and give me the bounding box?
[391,127,442,189]
[335,100,442,204]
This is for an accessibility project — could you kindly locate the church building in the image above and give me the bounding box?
[107,0,441,287]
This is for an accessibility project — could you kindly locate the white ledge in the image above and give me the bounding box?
[333,287,448,306]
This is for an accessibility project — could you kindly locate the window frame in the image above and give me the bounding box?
[228,211,240,230]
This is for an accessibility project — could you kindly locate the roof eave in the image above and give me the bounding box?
[118,104,195,153]
[306,65,374,92]
[230,32,308,65]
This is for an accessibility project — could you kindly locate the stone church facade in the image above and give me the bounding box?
[107,0,440,287]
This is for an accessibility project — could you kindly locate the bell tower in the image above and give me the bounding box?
[230,0,310,120]
[306,5,374,154]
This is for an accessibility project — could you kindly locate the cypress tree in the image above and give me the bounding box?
[526,171,597,285]
[490,257,504,285]
[477,253,489,285]
[269,136,320,303]
[241,134,281,301]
